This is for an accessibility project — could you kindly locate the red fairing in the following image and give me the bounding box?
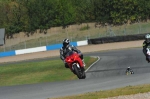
[65,52,84,70]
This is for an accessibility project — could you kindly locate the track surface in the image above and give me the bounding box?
[1,48,150,99]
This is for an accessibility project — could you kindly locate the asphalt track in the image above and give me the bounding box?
[1,48,150,99]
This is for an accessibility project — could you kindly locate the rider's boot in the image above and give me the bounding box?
[65,63,69,68]
[82,59,86,67]
[146,57,150,63]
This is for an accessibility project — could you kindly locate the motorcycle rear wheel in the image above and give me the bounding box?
[126,71,134,75]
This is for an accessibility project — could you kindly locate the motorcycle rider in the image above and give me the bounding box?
[60,38,85,68]
[143,34,150,62]
[126,66,134,74]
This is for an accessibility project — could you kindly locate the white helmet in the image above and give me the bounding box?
[145,34,150,43]
[63,38,70,47]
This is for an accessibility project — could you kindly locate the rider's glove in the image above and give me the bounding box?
[78,52,82,56]
[63,60,66,63]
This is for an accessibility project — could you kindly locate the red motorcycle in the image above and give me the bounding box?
[65,51,86,79]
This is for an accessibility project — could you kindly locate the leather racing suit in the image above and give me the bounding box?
[143,40,150,62]
[60,45,84,68]
[143,40,150,56]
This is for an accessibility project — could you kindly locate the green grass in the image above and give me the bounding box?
[50,84,150,99]
[0,56,97,86]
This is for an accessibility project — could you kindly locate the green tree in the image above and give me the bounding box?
[56,0,76,28]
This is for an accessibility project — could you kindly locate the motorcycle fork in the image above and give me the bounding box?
[75,63,85,72]
[72,63,79,69]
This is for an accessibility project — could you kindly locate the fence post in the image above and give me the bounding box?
[138,19,141,34]
[66,28,69,39]
[24,40,26,49]
[10,45,11,51]
[46,36,48,45]
[39,38,41,46]
[123,23,127,36]
[4,44,5,52]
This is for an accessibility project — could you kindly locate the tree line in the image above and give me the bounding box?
[0,0,150,38]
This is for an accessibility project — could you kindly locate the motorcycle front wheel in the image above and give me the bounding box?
[73,65,85,79]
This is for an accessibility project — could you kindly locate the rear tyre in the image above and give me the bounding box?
[131,71,134,74]
[126,71,134,75]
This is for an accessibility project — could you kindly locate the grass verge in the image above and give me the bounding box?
[0,56,98,86]
[50,84,150,99]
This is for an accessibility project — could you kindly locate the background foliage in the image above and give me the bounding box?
[0,0,150,38]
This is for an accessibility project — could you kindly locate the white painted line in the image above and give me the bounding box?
[85,56,100,72]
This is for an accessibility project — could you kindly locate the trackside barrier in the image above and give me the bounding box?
[15,46,47,55]
[46,42,77,51]
[77,40,88,46]
[88,33,146,44]
[0,51,16,57]
[0,40,88,58]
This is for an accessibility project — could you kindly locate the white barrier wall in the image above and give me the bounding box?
[77,40,88,46]
[16,46,46,55]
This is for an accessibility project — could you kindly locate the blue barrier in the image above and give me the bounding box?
[70,42,77,47]
[46,44,62,51]
[46,42,77,51]
[0,41,86,58]
[0,51,16,57]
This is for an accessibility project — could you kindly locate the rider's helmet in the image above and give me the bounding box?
[145,34,150,43]
[63,39,70,48]
[127,66,130,71]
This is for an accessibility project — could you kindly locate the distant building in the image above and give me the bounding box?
[0,28,5,46]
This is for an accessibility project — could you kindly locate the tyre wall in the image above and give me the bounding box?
[88,34,146,44]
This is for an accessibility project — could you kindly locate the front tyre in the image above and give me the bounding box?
[73,65,83,79]
[82,71,86,79]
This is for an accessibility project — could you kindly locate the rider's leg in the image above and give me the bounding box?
[143,48,149,62]
[79,53,85,66]
[65,63,69,68]
[143,48,147,56]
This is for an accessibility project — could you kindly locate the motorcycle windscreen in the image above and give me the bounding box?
[65,51,74,57]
